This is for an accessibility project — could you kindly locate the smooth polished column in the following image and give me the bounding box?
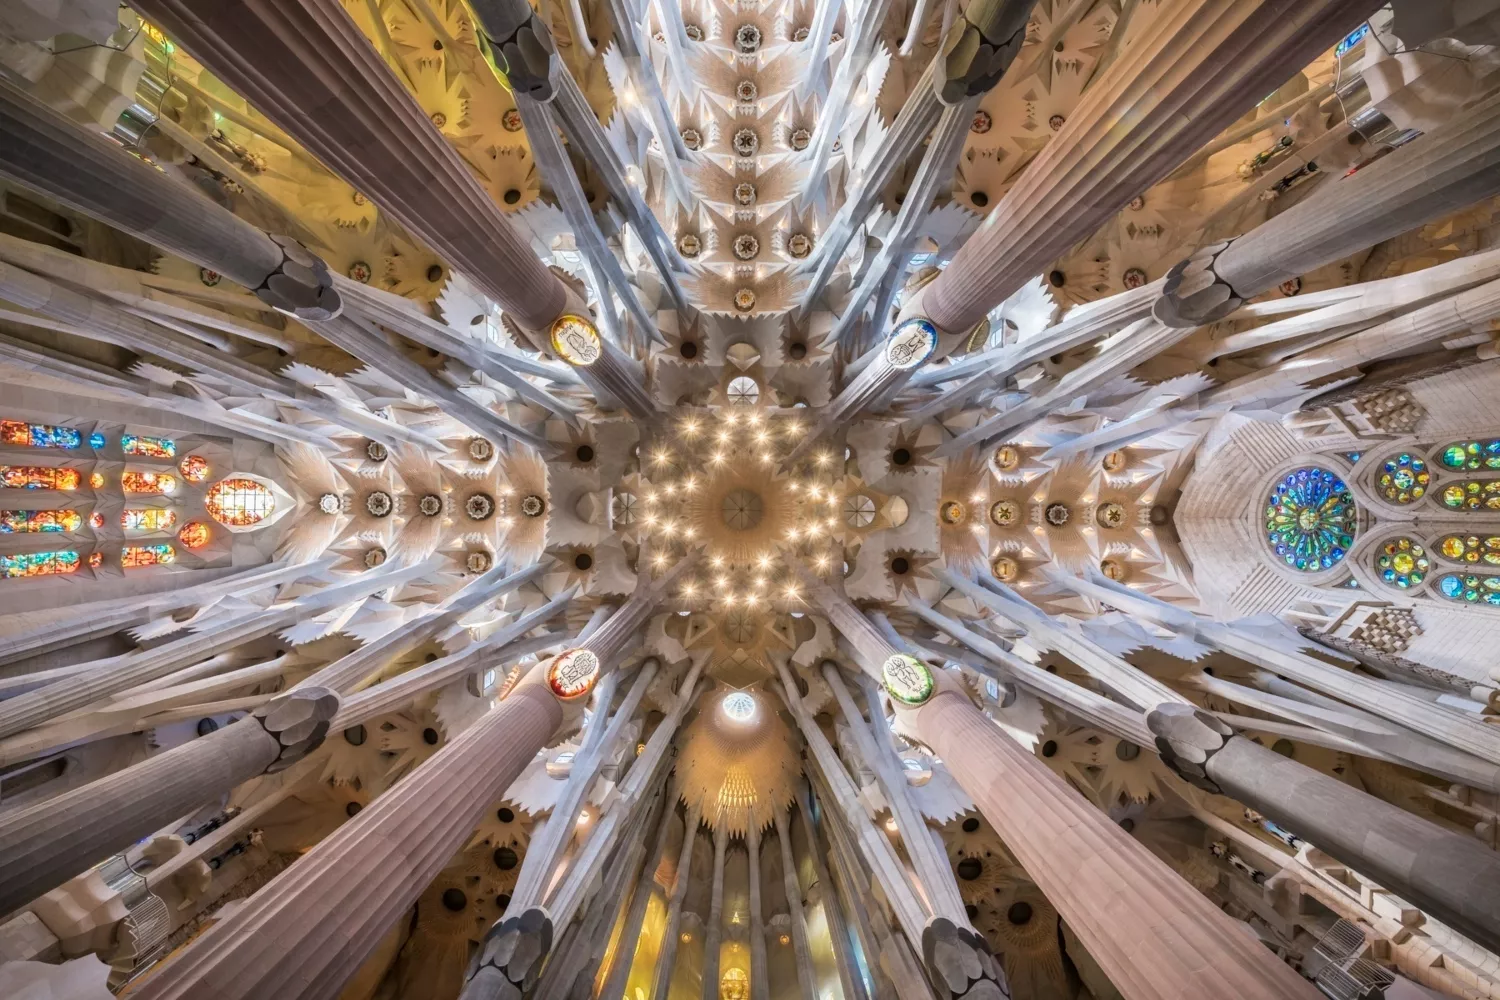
[131,673,566,1000]
[915,0,1385,336]
[900,674,1319,1000]
[130,0,569,330]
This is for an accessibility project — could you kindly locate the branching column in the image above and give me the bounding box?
[131,672,567,1000]
[773,808,818,1000]
[701,822,729,1000]
[650,805,703,1000]
[1158,90,1500,327]
[596,793,679,1000]
[747,823,769,1000]
[1149,704,1500,952]
[808,585,1318,999]
[130,0,570,331]
[898,673,1320,1000]
[914,0,1385,336]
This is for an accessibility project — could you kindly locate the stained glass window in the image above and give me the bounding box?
[0,510,81,533]
[90,511,105,529]
[179,455,209,483]
[0,420,81,450]
[0,512,82,536]
[1437,535,1500,566]
[121,508,178,532]
[0,550,80,579]
[90,472,106,489]
[205,478,275,526]
[1439,440,1500,471]
[1374,538,1428,589]
[121,471,177,495]
[1,466,81,491]
[1264,467,1357,572]
[88,551,102,568]
[122,543,175,568]
[1436,573,1500,606]
[1376,453,1428,504]
[178,521,210,549]
[1439,480,1500,511]
[89,432,106,451]
[122,433,176,459]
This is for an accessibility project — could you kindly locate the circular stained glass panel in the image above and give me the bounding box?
[722,691,757,722]
[1374,537,1428,589]
[547,648,600,700]
[549,314,602,367]
[1376,453,1428,504]
[1265,467,1357,572]
[885,319,938,370]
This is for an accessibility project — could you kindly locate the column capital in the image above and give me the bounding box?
[1154,239,1243,329]
[249,685,340,773]
[464,906,554,1000]
[253,235,343,322]
[1145,702,1234,794]
[922,917,1008,1000]
[934,0,1033,105]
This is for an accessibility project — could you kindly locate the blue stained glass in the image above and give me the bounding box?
[1336,24,1369,56]
[89,432,106,451]
[1264,467,1358,572]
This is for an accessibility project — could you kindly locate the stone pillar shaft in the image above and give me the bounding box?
[794,786,869,1000]
[131,0,569,331]
[649,806,702,1000]
[131,680,563,1000]
[910,685,1320,1000]
[597,792,678,1000]
[747,824,769,1000]
[0,714,280,915]
[773,809,818,1000]
[1208,91,1500,313]
[920,0,1385,335]
[700,823,728,1000]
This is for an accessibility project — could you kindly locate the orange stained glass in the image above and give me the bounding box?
[121,543,175,568]
[178,521,210,549]
[179,455,209,483]
[2,465,81,490]
[121,470,177,495]
[205,478,275,526]
[90,472,106,489]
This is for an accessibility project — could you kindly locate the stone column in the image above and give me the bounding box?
[130,671,568,1000]
[596,791,679,1000]
[700,822,729,1000]
[130,0,569,332]
[914,0,1385,337]
[773,809,818,1000]
[649,805,702,1000]
[823,663,966,922]
[1159,89,1500,327]
[1149,704,1500,953]
[793,787,868,1000]
[899,673,1320,1000]
[0,559,436,740]
[0,686,337,916]
[746,824,769,1000]
[0,83,338,322]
